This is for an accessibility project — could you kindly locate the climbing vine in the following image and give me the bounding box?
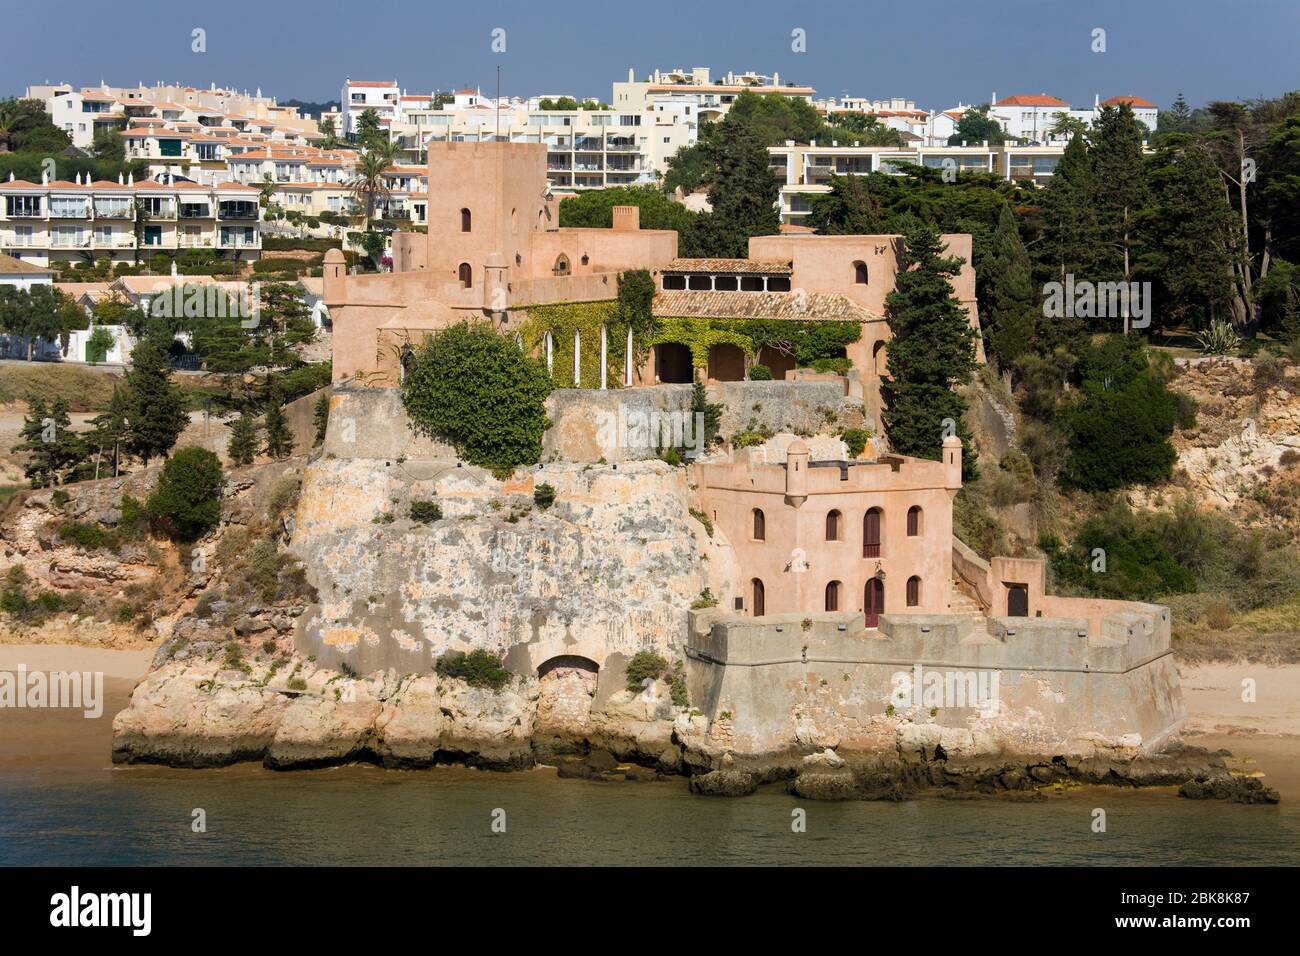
[650,317,861,369]
[519,300,629,389]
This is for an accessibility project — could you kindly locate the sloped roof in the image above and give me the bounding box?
[1102,95,1156,108]
[654,290,874,322]
[996,94,1070,107]
[0,253,54,276]
[664,257,793,275]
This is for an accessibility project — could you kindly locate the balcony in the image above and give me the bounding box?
[605,140,638,152]
[217,203,258,220]
[93,236,137,249]
[178,236,214,248]
[50,235,92,248]
[178,205,213,219]
[4,207,44,219]
[93,207,135,220]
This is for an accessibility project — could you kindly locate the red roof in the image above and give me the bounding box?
[996,94,1069,107]
[1102,95,1156,108]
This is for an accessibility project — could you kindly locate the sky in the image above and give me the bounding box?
[4,0,1298,112]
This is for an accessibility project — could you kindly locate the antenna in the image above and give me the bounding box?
[496,65,501,141]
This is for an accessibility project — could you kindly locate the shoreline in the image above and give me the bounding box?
[2,645,1297,801]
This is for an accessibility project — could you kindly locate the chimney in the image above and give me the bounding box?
[611,205,640,231]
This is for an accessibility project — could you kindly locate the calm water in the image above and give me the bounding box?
[2,762,1296,866]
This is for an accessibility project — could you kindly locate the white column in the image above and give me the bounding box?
[573,329,581,387]
[545,331,553,375]
[600,325,608,390]
[624,326,633,386]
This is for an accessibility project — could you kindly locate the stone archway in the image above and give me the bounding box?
[535,655,601,747]
[655,342,694,383]
[757,344,796,380]
[707,342,746,381]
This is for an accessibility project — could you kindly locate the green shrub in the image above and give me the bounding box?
[119,494,148,540]
[434,649,512,690]
[409,499,442,523]
[51,489,70,507]
[810,356,852,374]
[402,322,552,478]
[248,539,283,601]
[732,430,766,448]
[748,363,772,381]
[625,650,669,690]
[147,447,224,542]
[533,482,556,510]
[842,428,872,458]
[58,521,118,550]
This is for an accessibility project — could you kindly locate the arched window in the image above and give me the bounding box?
[457,262,472,288]
[752,508,765,541]
[907,505,922,537]
[906,576,921,607]
[825,580,841,612]
[853,260,868,284]
[826,509,841,541]
[863,508,882,557]
[865,577,884,627]
[460,208,471,232]
[580,253,589,266]
[751,578,765,616]
[553,254,570,276]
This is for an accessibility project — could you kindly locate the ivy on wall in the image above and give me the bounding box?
[651,317,862,369]
[520,302,864,387]
[519,300,629,389]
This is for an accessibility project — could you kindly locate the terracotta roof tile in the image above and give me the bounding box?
[665,257,793,275]
[654,290,873,322]
[995,94,1070,107]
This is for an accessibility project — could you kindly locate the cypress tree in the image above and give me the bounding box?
[1038,132,1100,283]
[312,394,330,447]
[227,410,259,466]
[984,203,1037,368]
[689,121,781,258]
[881,222,978,477]
[1091,104,1151,306]
[263,392,294,459]
[123,335,189,467]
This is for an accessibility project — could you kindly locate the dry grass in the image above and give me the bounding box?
[1173,595,1300,664]
[0,363,123,412]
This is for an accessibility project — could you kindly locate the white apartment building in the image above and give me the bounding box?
[394,106,692,190]
[989,93,1158,144]
[29,81,319,148]
[769,142,1066,225]
[341,78,402,137]
[612,67,815,124]
[0,171,263,267]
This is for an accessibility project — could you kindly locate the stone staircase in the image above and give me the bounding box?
[947,575,987,618]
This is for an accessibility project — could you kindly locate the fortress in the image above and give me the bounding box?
[300,141,1186,760]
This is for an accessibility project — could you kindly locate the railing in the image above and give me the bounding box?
[50,236,92,248]
[93,208,135,220]
[178,207,212,219]
[4,208,44,218]
[863,543,881,558]
[218,208,259,220]
[93,236,136,248]
[178,237,214,248]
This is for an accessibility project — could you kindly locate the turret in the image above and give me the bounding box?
[943,433,963,493]
[785,439,809,508]
[322,247,347,303]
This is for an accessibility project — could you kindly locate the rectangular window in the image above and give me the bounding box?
[50,197,87,218]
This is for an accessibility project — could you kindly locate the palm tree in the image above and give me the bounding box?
[347,141,395,228]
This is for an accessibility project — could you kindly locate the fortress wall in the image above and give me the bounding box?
[320,385,457,461]
[706,380,868,442]
[542,385,694,463]
[685,607,1184,756]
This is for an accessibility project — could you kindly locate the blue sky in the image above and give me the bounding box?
[5,0,1298,111]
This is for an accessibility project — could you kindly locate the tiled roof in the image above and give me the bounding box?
[654,290,874,322]
[0,253,53,276]
[995,94,1070,107]
[664,257,793,275]
[1103,95,1156,108]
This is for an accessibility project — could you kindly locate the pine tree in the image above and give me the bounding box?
[984,203,1037,369]
[688,121,781,258]
[227,410,259,466]
[123,335,189,467]
[88,385,131,478]
[262,392,294,459]
[1090,104,1151,315]
[1038,132,1100,283]
[13,397,83,487]
[1137,138,1241,328]
[881,222,978,476]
